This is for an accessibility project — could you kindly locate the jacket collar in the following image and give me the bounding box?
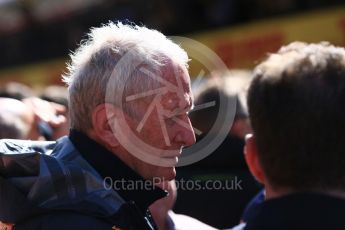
[245,192,345,230]
[69,129,167,212]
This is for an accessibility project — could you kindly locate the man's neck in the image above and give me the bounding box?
[69,129,167,212]
[86,128,142,178]
[265,185,292,200]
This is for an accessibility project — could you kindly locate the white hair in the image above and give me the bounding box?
[62,22,189,131]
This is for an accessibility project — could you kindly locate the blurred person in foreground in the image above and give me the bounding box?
[0,22,195,230]
[231,42,345,230]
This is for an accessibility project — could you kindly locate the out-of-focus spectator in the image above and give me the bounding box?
[0,82,35,100]
[40,85,68,108]
[192,70,252,138]
[40,85,69,139]
[174,70,261,228]
[22,97,67,140]
[0,82,67,140]
[0,98,36,139]
[188,70,253,170]
[0,96,67,140]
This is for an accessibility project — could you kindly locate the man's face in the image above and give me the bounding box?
[124,62,196,180]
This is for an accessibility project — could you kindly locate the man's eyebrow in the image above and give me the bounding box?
[164,102,193,118]
[180,101,194,114]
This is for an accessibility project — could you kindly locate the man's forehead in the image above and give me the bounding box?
[161,62,191,90]
[125,61,192,115]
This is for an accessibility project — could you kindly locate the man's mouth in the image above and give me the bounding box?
[160,156,179,166]
[160,148,183,158]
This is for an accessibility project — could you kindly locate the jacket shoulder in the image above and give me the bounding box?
[13,211,114,230]
[0,139,56,155]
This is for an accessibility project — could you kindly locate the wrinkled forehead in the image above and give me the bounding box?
[161,61,192,94]
[159,63,193,113]
[123,60,193,116]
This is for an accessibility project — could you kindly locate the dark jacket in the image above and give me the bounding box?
[0,131,166,230]
[243,192,345,230]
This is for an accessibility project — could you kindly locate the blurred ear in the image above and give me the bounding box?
[244,134,266,184]
[90,103,120,149]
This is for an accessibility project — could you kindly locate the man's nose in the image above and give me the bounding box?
[174,116,196,147]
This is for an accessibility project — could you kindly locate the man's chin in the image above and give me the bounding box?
[156,167,176,182]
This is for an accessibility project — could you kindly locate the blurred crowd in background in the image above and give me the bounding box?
[0,82,69,141]
[0,0,344,69]
[0,0,345,229]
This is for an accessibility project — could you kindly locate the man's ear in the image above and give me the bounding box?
[90,103,120,149]
[244,134,266,184]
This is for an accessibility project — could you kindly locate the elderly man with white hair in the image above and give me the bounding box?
[0,22,195,230]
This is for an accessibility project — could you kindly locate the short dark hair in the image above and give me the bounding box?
[248,42,345,191]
